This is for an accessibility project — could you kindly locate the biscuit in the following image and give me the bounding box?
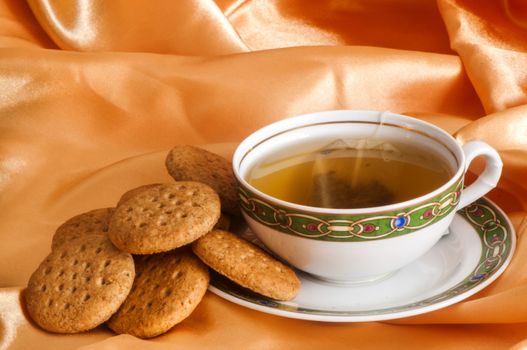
[25,235,135,333]
[214,213,231,231]
[108,182,220,254]
[117,184,163,207]
[51,208,114,250]
[165,145,239,215]
[107,249,209,338]
[192,230,300,301]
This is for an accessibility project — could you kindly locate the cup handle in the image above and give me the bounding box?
[457,141,503,209]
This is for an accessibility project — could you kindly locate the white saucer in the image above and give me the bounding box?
[209,198,515,322]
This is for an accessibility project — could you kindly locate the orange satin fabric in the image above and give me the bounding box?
[1,0,527,349]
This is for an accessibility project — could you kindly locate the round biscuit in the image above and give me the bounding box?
[108,182,221,254]
[165,145,239,215]
[192,230,300,301]
[117,183,163,207]
[107,249,209,338]
[25,235,135,333]
[51,208,114,250]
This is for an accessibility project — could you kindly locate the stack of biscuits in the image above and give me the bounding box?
[25,146,300,339]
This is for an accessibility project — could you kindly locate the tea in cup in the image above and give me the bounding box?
[232,110,502,284]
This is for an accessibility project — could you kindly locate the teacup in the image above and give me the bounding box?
[232,110,502,284]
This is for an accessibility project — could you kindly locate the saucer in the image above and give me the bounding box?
[209,197,515,322]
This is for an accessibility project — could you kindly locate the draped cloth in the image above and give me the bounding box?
[1,0,527,348]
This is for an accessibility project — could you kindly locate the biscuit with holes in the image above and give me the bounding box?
[192,230,300,301]
[107,249,209,338]
[108,182,220,254]
[25,235,135,333]
[117,183,163,207]
[51,208,115,250]
[165,145,239,215]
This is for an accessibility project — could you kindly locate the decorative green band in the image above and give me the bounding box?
[239,178,464,242]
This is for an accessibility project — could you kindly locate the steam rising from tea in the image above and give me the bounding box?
[247,139,451,209]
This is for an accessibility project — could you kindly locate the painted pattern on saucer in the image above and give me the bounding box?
[208,197,515,322]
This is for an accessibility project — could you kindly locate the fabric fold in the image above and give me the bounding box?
[27,0,248,54]
[438,0,527,113]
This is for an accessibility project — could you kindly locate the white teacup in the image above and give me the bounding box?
[233,110,502,284]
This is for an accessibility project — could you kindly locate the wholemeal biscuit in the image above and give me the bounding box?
[51,208,114,250]
[117,184,163,207]
[107,249,209,338]
[165,145,239,215]
[192,230,300,301]
[25,235,135,333]
[108,182,220,254]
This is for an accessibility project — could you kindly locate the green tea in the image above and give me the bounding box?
[247,141,451,209]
